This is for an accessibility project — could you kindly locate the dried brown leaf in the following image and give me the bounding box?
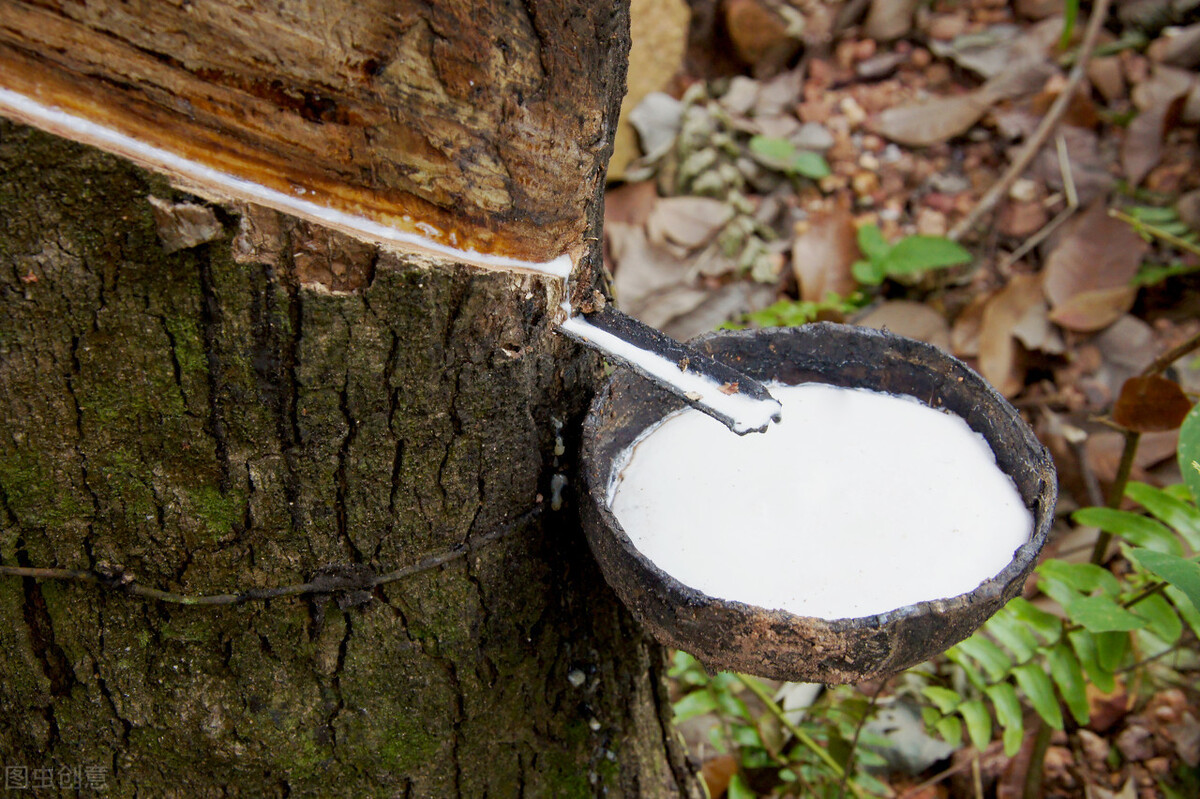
[1132,65,1197,111]
[1047,285,1139,332]
[700,753,738,798]
[1028,125,1114,206]
[1085,430,1181,484]
[1152,22,1200,69]
[1136,65,1200,125]
[1012,297,1064,354]
[1094,315,1156,367]
[608,222,709,329]
[661,282,775,342]
[951,293,990,357]
[978,272,1045,396]
[1092,315,1159,395]
[981,58,1058,103]
[1030,80,1101,128]
[604,181,659,227]
[862,0,921,42]
[646,196,734,250]
[1016,0,1061,20]
[791,201,859,302]
[929,23,1020,77]
[871,91,992,146]
[724,0,799,71]
[1043,202,1148,328]
[1087,55,1126,102]
[1166,712,1200,767]
[998,200,1049,238]
[1086,682,1131,734]
[1112,375,1193,432]
[754,68,803,117]
[1122,92,1188,186]
[856,301,951,351]
[870,37,1050,149]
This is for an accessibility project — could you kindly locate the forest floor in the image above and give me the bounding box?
[604,1,1200,797]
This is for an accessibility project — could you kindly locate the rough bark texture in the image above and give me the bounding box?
[0,119,699,795]
[0,0,626,264]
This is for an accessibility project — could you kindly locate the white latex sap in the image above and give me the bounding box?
[558,313,782,433]
[607,383,1032,620]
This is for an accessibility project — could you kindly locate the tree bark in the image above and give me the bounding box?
[0,1,700,794]
[0,115,697,797]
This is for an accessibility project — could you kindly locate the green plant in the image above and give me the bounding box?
[730,293,867,330]
[1181,401,1200,505]
[1060,0,1079,49]
[850,225,972,286]
[918,484,1200,755]
[909,354,1200,798]
[669,652,891,799]
[1112,206,1200,286]
[748,136,831,181]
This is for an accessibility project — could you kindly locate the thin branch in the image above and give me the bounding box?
[898,758,974,798]
[1086,328,1200,563]
[735,675,869,799]
[0,515,527,606]
[949,0,1114,242]
[1110,208,1200,258]
[837,679,889,799]
[998,135,1080,270]
[1140,328,1200,378]
[1022,719,1054,799]
[1089,429,1141,564]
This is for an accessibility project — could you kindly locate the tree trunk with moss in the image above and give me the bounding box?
[0,116,698,797]
[0,1,698,794]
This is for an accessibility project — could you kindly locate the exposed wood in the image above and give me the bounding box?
[0,0,628,268]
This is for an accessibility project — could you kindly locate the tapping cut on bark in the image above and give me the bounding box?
[0,0,626,273]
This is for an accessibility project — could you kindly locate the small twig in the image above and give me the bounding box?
[1090,429,1141,564]
[735,675,869,799]
[999,135,1080,270]
[949,0,1113,242]
[1140,329,1200,378]
[1086,330,1200,564]
[837,679,889,799]
[1109,208,1200,258]
[707,679,738,757]
[1058,133,1079,210]
[898,758,975,798]
[1067,436,1107,509]
[1119,642,1188,674]
[0,515,527,606]
[1022,719,1054,799]
[1122,579,1170,609]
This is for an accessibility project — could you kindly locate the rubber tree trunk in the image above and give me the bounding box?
[0,38,700,799]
